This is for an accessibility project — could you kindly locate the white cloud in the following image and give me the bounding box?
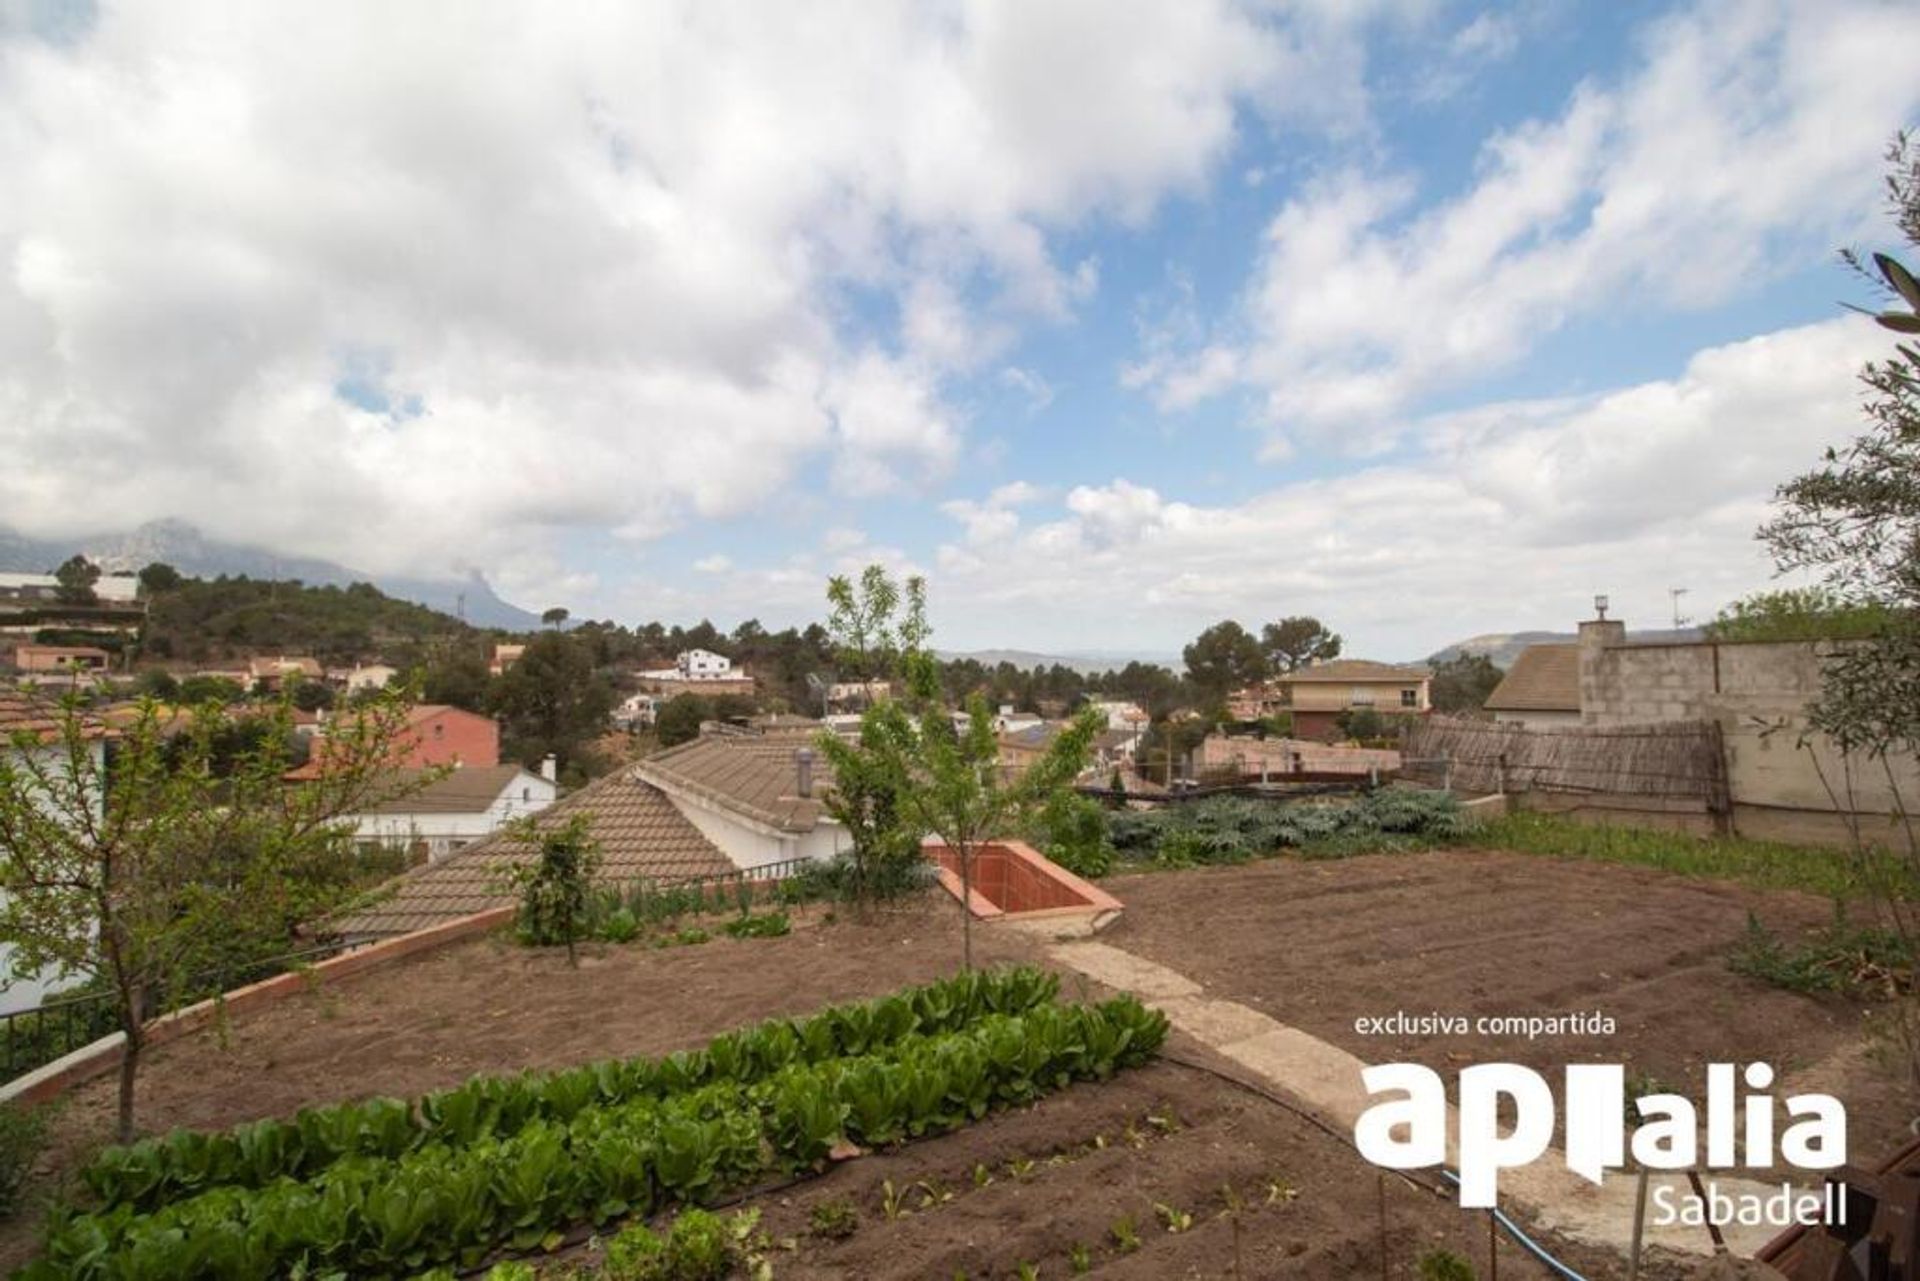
[940,317,1884,655]
[0,0,1353,577]
[1129,0,1920,449]
[692,554,732,574]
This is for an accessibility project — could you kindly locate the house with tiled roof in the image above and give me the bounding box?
[1268,659,1433,741]
[1483,644,1582,728]
[634,724,848,869]
[330,766,734,940]
[285,703,499,780]
[348,763,557,865]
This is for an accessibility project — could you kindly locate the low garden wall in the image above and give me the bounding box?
[0,905,515,1108]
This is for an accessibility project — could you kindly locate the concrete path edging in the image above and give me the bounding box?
[1049,938,1787,1264]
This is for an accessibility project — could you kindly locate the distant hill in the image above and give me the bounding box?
[0,520,539,629]
[938,647,1181,674]
[1429,627,1706,669]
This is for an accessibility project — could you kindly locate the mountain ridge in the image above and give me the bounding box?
[0,520,539,630]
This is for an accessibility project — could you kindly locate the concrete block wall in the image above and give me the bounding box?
[1577,628,1920,843]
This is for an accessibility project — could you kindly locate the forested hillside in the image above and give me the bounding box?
[141,575,471,663]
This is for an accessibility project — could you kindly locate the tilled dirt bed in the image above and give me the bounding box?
[619,1057,1669,1281]
[1,849,1907,1277]
[1102,849,1914,1164]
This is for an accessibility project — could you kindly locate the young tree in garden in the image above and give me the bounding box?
[1182,620,1266,704]
[53,554,100,606]
[813,570,932,908]
[825,565,927,698]
[501,814,599,967]
[0,687,427,1141]
[902,695,1101,972]
[1260,616,1341,673]
[819,567,1100,969]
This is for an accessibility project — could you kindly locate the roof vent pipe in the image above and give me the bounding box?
[795,747,815,798]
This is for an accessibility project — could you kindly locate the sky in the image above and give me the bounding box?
[1,1,1916,660]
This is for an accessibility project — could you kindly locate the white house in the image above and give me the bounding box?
[613,691,659,729]
[0,572,140,604]
[344,663,398,693]
[0,689,108,1015]
[640,649,736,683]
[635,725,848,871]
[350,761,557,865]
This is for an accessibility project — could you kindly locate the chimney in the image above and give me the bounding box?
[1576,599,1626,725]
[794,747,815,799]
[540,754,558,783]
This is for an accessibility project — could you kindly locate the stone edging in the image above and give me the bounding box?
[1,906,516,1108]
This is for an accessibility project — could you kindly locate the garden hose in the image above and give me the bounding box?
[1156,1051,1593,1281]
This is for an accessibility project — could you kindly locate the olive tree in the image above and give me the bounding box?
[0,688,427,1141]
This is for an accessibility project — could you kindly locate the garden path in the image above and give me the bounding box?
[1048,939,1790,1268]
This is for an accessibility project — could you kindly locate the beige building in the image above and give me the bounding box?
[1268,659,1432,740]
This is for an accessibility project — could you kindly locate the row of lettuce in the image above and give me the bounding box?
[23,967,1168,1280]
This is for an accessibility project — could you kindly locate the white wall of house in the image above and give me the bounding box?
[676,649,733,680]
[0,739,106,1015]
[660,789,845,872]
[352,770,556,864]
[345,664,397,692]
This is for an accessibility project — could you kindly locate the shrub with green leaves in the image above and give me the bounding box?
[1026,791,1115,879]
[1730,907,1912,998]
[1112,787,1465,868]
[604,1207,760,1281]
[1418,1248,1478,1281]
[0,1102,50,1218]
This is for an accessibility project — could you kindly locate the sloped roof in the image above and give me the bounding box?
[1276,659,1432,684]
[359,765,540,816]
[635,727,832,834]
[0,687,112,744]
[1000,721,1065,751]
[330,766,732,938]
[1483,644,1581,712]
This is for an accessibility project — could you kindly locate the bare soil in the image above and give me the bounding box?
[1102,849,1914,1163]
[2,847,1906,1277]
[635,1057,1676,1281]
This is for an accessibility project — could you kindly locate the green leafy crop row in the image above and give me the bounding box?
[25,994,1168,1281]
[80,966,1062,1214]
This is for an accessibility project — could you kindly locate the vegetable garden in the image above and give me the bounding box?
[19,967,1167,1280]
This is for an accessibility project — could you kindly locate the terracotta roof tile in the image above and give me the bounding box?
[635,728,834,833]
[360,765,538,815]
[330,767,732,938]
[0,686,112,743]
